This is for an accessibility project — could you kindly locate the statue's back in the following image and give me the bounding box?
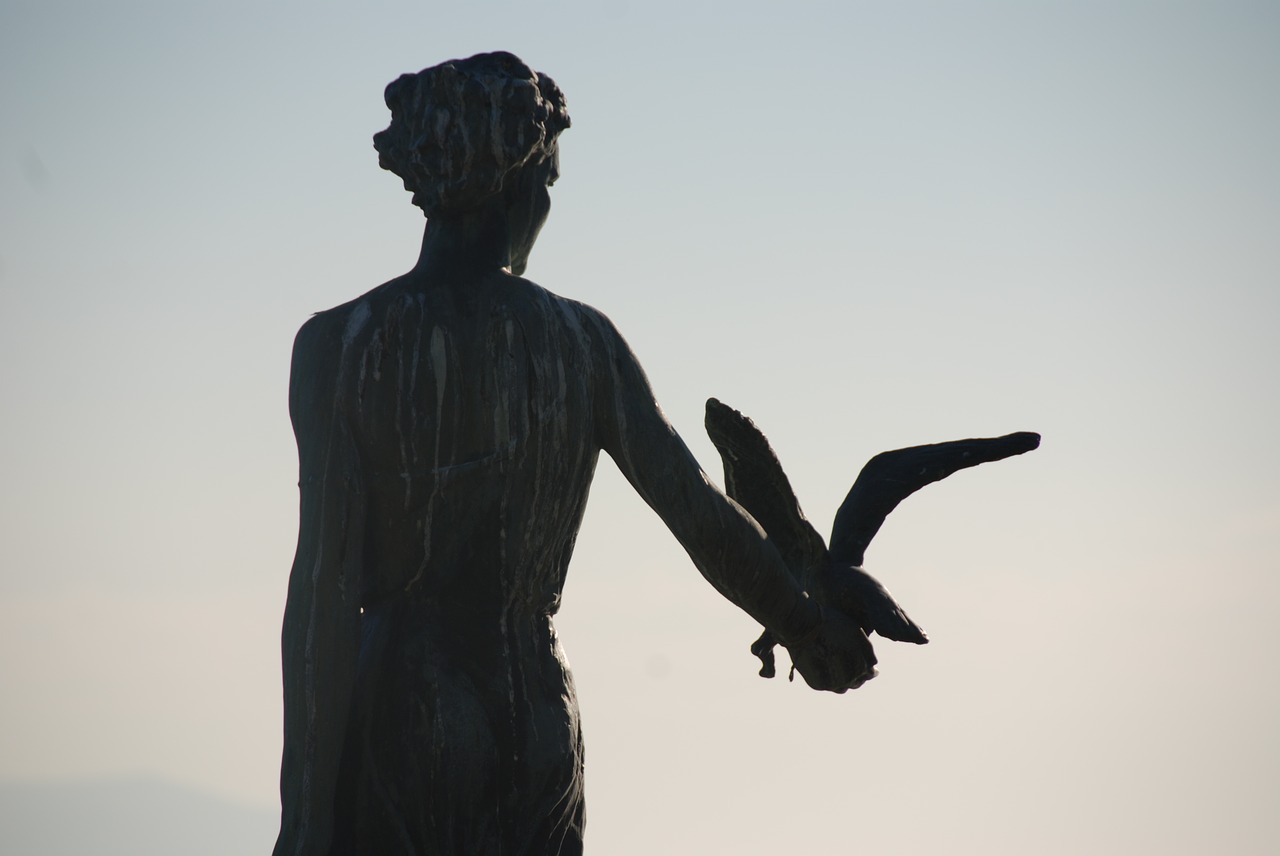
[302,274,598,854]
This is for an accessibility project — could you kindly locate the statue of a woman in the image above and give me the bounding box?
[274,52,873,856]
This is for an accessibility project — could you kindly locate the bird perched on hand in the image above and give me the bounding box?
[704,398,1039,684]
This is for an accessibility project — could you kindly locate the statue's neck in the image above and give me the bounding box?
[412,204,512,280]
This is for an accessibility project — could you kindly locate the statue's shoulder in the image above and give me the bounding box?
[292,280,401,362]
[292,307,340,353]
[286,285,400,431]
[504,275,623,346]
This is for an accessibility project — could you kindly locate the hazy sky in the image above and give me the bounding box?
[2,1,1277,853]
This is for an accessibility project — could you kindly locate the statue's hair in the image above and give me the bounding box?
[373,52,570,216]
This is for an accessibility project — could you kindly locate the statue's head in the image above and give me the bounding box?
[373,52,571,219]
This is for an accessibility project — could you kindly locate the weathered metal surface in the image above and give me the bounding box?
[274,52,883,856]
[274,51,1038,856]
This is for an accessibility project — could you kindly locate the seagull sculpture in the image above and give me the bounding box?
[704,398,1039,684]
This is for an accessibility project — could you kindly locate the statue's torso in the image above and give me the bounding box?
[329,276,603,616]
[307,275,601,853]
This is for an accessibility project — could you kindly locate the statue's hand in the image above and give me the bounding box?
[782,606,879,693]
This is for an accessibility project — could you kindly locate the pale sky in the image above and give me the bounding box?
[1,1,1278,853]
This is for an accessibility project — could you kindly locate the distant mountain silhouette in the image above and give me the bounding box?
[0,776,277,855]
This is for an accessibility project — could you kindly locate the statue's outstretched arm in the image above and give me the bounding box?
[585,310,870,689]
[274,316,364,856]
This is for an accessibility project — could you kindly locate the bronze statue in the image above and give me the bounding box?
[273,51,1037,855]
[274,52,884,856]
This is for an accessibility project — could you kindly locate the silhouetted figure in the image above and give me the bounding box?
[273,53,879,856]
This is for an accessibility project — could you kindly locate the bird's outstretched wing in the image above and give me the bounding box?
[827,432,1041,567]
[704,398,828,588]
[705,398,829,679]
